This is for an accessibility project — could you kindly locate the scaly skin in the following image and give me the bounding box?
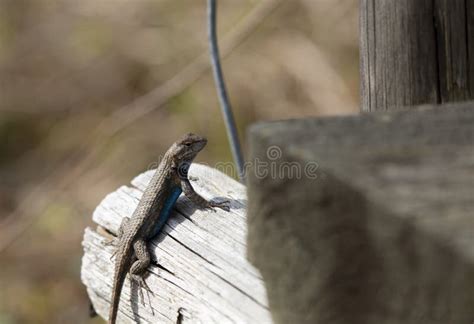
[108,133,229,324]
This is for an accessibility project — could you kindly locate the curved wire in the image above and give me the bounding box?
[208,0,245,182]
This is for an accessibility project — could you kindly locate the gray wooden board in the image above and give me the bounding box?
[81,163,273,324]
[247,102,474,324]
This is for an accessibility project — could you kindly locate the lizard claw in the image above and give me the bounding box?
[131,275,154,306]
[209,200,230,212]
[109,250,117,261]
[104,238,117,247]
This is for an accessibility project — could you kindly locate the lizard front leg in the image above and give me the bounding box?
[180,178,230,211]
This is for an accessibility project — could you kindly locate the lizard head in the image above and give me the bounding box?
[173,133,208,163]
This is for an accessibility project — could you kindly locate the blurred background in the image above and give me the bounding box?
[0,0,358,323]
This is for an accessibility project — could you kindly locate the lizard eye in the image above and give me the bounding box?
[184,142,191,146]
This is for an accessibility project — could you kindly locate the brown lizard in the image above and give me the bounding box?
[108,133,229,324]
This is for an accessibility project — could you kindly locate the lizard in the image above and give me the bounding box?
[108,133,229,324]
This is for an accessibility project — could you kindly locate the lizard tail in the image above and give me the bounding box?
[108,248,132,324]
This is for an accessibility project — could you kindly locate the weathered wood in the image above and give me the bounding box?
[81,164,273,324]
[468,0,474,97]
[360,0,474,111]
[434,0,471,102]
[247,102,474,324]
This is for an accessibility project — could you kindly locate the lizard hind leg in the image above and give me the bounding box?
[130,239,154,308]
[118,217,131,239]
[108,217,130,260]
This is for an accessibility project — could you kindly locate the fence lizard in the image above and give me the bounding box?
[108,133,229,324]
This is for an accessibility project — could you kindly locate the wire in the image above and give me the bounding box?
[208,0,245,183]
[0,0,283,253]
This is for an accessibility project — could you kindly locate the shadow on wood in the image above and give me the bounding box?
[247,102,474,324]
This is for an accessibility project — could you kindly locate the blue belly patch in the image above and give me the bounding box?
[152,187,182,237]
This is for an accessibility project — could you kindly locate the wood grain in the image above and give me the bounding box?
[360,0,474,111]
[81,164,273,324]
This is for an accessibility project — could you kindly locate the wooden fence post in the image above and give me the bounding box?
[247,2,474,324]
[360,0,474,111]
